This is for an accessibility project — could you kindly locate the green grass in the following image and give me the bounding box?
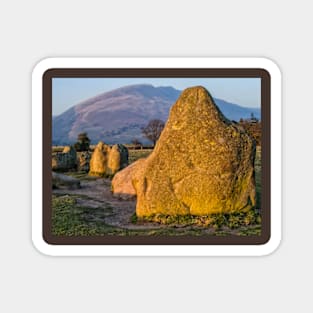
[137,209,261,229]
[52,195,117,236]
[65,171,98,181]
[128,149,153,164]
[52,194,205,236]
[52,194,261,237]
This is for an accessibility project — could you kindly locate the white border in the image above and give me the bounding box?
[32,57,281,256]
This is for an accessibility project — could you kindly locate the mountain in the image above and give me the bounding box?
[52,84,260,145]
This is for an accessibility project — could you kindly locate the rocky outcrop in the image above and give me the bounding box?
[132,86,256,217]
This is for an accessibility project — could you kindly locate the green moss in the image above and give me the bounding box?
[136,209,261,229]
[237,225,261,236]
[130,213,138,224]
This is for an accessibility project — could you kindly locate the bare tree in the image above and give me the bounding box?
[141,119,165,147]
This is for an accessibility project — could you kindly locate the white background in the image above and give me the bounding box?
[0,0,310,312]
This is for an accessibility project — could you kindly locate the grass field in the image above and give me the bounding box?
[52,195,261,236]
[128,149,153,163]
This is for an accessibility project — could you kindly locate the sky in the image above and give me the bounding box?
[52,77,261,116]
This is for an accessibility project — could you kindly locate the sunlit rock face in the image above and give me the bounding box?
[89,142,128,177]
[132,86,256,217]
[111,159,146,200]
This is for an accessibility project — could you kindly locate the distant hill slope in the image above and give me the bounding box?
[53,84,260,145]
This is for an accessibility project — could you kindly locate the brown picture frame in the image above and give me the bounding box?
[43,68,271,246]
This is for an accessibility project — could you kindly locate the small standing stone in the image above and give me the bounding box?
[89,141,111,176]
[89,142,129,177]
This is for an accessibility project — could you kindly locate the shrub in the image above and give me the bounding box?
[74,132,90,151]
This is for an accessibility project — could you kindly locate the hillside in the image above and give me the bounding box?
[52,84,260,145]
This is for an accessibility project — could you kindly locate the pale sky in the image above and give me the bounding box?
[52,77,261,116]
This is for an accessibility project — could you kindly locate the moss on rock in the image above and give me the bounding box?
[133,86,256,217]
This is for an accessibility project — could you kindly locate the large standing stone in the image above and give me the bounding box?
[52,146,77,171]
[133,86,256,217]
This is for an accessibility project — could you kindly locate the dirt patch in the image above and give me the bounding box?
[53,177,162,230]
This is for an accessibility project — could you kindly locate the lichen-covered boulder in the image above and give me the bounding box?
[111,158,146,200]
[89,141,111,176]
[133,86,256,217]
[52,146,77,171]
